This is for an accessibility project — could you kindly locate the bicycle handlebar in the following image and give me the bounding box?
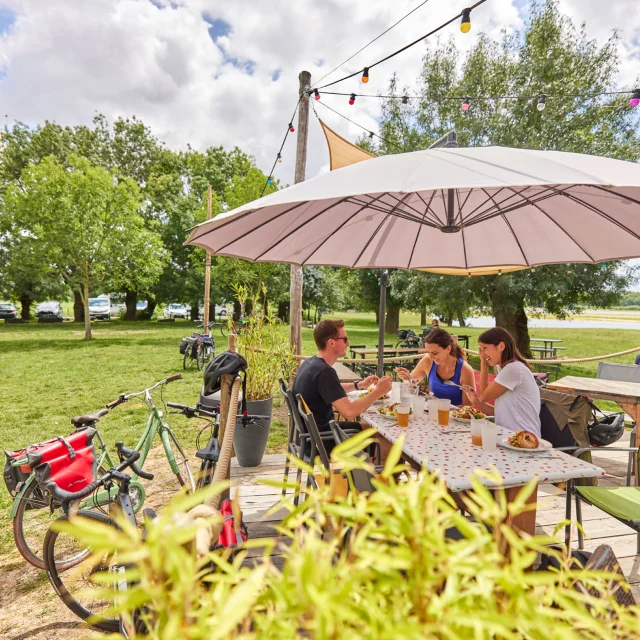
[168,402,219,419]
[106,395,126,409]
[166,374,182,383]
[47,446,149,506]
[115,442,154,480]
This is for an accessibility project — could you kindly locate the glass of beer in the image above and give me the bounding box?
[437,398,451,426]
[470,417,483,446]
[396,404,410,428]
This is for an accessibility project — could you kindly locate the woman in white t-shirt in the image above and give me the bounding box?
[465,327,541,437]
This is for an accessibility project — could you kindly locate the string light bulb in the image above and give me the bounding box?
[362,67,369,83]
[402,95,409,105]
[369,131,374,139]
[630,90,640,108]
[277,154,282,163]
[460,8,471,33]
[267,177,273,185]
[537,94,546,111]
[349,93,356,105]
[313,89,320,101]
[288,122,295,133]
[461,96,470,112]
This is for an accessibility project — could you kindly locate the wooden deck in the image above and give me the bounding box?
[233,431,640,598]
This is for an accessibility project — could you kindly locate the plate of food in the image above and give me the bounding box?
[376,403,413,420]
[451,405,488,423]
[358,384,390,400]
[499,431,551,453]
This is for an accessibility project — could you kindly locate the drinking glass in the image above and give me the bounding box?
[481,421,498,451]
[470,417,483,446]
[412,395,426,414]
[437,398,451,426]
[396,404,410,428]
[427,399,439,422]
[391,381,401,403]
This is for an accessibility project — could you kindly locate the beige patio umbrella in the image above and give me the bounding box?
[186,146,640,272]
[186,145,640,372]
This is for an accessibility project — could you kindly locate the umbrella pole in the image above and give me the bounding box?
[377,269,388,378]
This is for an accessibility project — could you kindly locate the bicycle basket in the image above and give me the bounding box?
[3,449,32,497]
[26,428,98,495]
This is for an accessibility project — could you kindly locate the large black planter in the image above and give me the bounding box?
[234,397,272,467]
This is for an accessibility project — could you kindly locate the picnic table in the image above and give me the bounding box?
[333,361,360,383]
[359,401,604,535]
[549,375,640,424]
[531,338,563,350]
[350,347,427,357]
[453,334,470,350]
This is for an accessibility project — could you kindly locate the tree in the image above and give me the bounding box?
[4,155,166,339]
[367,0,640,352]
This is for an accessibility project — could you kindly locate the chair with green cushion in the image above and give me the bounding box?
[568,446,640,554]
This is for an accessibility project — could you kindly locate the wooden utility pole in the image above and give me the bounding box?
[290,70,311,357]
[203,185,212,334]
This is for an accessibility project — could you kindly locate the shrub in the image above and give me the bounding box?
[61,436,638,638]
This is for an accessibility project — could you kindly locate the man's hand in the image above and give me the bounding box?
[360,375,379,389]
[374,375,393,398]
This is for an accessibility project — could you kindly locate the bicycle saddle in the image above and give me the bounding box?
[71,408,108,427]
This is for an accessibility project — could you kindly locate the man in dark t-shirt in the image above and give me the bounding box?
[293,319,392,436]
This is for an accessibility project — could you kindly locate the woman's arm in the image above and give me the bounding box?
[478,356,490,393]
[396,355,431,382]
[460,363,476,406]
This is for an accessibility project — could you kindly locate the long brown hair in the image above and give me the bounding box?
[425,328,465,360]
[478,327,529,368]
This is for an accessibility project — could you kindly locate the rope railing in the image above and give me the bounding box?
[243,345,640,366]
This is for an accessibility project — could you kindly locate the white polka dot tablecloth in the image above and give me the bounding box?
[362,408,605,492]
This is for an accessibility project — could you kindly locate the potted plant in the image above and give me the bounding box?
[234,285,296,467]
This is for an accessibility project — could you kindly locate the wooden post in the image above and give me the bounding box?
[289,70,311,359]
[203,185,213,334]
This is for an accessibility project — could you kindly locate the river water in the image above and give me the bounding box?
[454,316,640,331]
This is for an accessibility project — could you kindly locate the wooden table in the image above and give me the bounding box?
[333,361,360,383]
[549,375,640,423]
[359,400,604,536]
[452,334,470,350]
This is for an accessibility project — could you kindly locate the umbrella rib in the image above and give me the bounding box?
[481,188,529,265]
[250,197,353,262]
[589,184,640,210]
[302,193,390,264]
[465,188,561,227]
[502,186,596,262]
[385,193,440,224]
[408,190,437,268]
[549,185,640,243]
[190,202,305,250]
[464,186,543,226]
[347,197,440,227]
[414,191,444,226]
[351,193,412,268]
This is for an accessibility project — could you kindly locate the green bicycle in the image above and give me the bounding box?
[9,374,194,570]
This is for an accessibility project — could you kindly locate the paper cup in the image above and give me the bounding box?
[437,398,451,426]
[412,395,426,414]
[427,399,439,422]
[470,417,483,446]
[391,381,401,403]
[396,405,410,428]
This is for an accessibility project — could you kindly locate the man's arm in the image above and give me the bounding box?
[332,376,393,421]
[340,375,379,393]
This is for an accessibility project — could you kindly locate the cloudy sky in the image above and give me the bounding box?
[0,0,638,185]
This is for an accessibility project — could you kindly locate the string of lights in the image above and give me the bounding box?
[259,97,301,197]
[314,88,640,110]
[313,0,432,88]
[315,0,487,91]
[314,100,405,152]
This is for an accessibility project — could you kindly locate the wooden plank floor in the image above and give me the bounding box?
[232,431,640,599]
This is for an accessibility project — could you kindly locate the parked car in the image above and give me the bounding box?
[164,303,189,319]
[0,302,17,320]
[197,303,230,319]
[88,297,111,320]
[35,301,63,322]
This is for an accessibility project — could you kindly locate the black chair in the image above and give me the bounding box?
[279,379,336,504]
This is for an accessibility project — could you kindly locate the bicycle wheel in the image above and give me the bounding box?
[219,321,228,337]
[44,510,120,632]
[196,343,213,371]
[183,344,196,370]
[13,471,110,570]
[13,481,63,569]
[162,429,195,492]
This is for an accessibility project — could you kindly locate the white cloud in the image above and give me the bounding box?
[0,0,637,185]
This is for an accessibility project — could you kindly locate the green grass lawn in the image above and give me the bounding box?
[1,313,639,556]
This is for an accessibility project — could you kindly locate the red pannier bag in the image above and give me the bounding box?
[215,499,248,549]
[26,428,98,496]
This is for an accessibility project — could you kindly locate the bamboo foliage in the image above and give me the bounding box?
[234,284,296,401]
[62,436,639,639]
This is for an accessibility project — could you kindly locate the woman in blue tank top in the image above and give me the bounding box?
[396,329,476,406]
